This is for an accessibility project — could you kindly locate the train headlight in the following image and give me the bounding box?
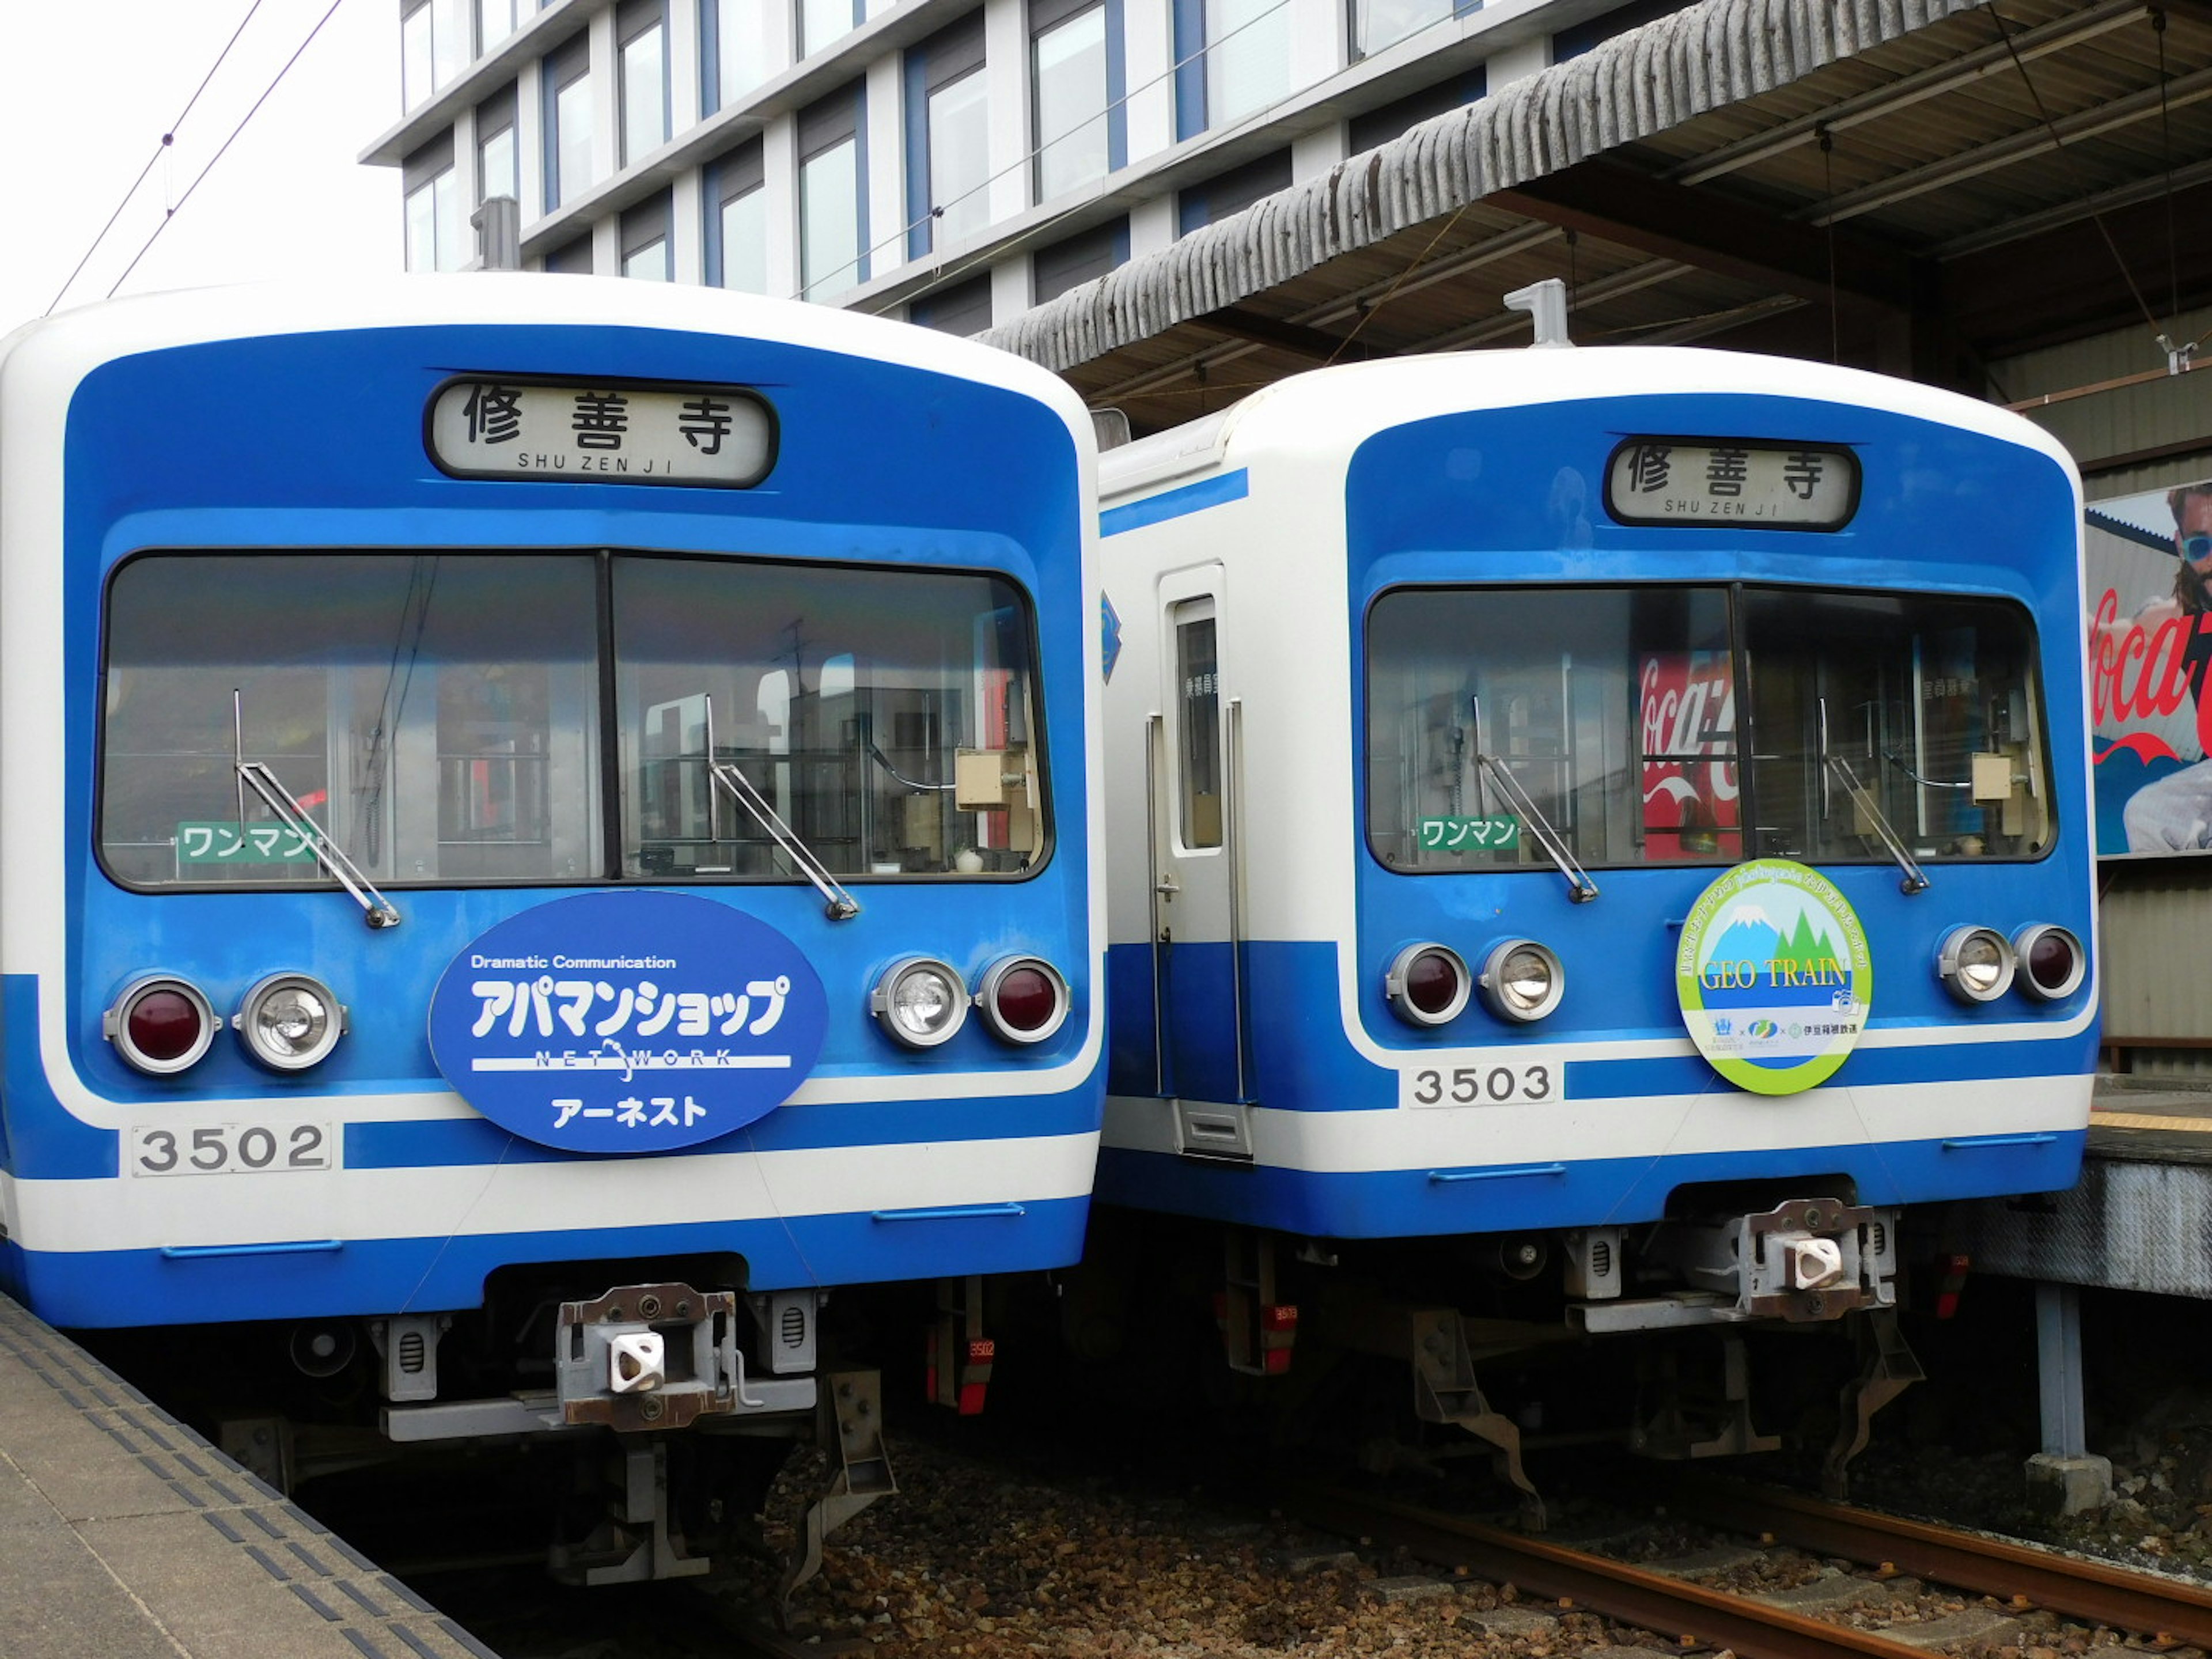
[1937,925,2016,1004]
[104,976,218,1075]
[234,973,346,1071]
[1385,944,1471,1028]
[975,956,1070,1045]
[872,957,968,1048]
[2012,924,2086,1002]
[1479,939,1566,1024]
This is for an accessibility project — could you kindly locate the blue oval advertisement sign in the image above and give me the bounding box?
[429,892,828,1153]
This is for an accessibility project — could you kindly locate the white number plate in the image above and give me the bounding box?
[128,1123,337,1176]
[1400,1062,1560,1109]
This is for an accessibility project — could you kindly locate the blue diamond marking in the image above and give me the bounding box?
[1100,591,1123,684]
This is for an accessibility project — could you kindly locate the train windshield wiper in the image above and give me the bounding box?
[1824,754,1929,896]
[232,691,402,929]
[688,692,859,921]
[706,760,861,921]
[1468,696,1598,903]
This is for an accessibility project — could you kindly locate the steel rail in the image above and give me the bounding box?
[1272,1480,1940,1659]
[1661,1475,2212,1649]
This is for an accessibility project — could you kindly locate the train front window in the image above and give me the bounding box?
[102,554,603,888]
[1738,589,2051,864]
[1366,585,2051,873]
[612,558,1044,878]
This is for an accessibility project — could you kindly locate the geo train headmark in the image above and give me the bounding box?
[1675,858,1873,1096]
[429,891,827,1152]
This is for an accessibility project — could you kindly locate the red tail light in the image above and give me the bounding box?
[104,977,218,1076]
[2012,925,2086,1002]
[975,956,1070,1044]
[1386,944,1471,1028]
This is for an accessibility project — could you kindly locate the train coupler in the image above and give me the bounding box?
[926,1275,994,1415]
[779,1369,898,1621]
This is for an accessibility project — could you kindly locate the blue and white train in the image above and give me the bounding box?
[0,276,1101,1580]
[1090,312,2093,1507]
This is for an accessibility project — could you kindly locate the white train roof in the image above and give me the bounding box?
[1100,346,2078,503]
[1,274,1094,449]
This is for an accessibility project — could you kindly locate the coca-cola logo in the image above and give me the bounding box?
[2089,586,2212,765]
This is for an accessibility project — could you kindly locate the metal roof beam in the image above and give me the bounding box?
[1193,307,1395,362]
[1669,0,2154,188]
[1490,160,1922,311]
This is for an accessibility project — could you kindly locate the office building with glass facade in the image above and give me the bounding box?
[367,0,1660,333]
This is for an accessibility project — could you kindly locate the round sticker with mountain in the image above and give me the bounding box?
[1675,858,1872,1095]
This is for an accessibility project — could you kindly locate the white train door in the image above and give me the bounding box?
[1151,566,1247,1104]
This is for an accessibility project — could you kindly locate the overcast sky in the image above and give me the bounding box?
[2,0,400,338]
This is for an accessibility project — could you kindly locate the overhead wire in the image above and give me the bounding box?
[46,0,268,316]
[1988,2,2166,351]
[103,0,351,302]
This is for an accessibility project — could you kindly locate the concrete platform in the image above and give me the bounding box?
[1953,1080,2212,1299]
[0,1291,495,1659]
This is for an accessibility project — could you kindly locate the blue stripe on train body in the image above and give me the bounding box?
[1101,376,2094,1237]
[1,304,1101,1324]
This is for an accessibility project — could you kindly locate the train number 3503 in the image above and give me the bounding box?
[1402,1063,1556,1108]
[128,1123,335,1176]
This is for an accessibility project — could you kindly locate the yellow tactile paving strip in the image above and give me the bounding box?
[2093,1111,2212,1132]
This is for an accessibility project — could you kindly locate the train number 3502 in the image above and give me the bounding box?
[128,1123,335,1176]
[1402,1063,1556,1108]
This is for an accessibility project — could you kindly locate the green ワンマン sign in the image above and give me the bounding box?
[1675,858,1872,1095]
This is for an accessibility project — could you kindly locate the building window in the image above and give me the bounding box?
[544,35,593,210]
[800,0,861,58]
[798,86,866,301]
[905,13,988,260]
[909,274,993,336]
[1346,67,1482,153]
[1033,215,1126,302]
[477,0,522,55]
[404,136,463,272]
[1349,0,1465,60]
[619,0,669,167]
[707,141,768,293]
[545,236,594,274]
[1554,0,1698,59]
[477,84,520,203]
[704,0,774,113]
[623,192,672,280]
[1177,149,1289,234]
[1032,0,1122,203]
[1173,0,1288,139]
[403,0,468,109]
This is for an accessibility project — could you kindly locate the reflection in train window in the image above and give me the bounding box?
[612,556,1045,879]
[1366,584,2050,873]
[101,554,602,887]
[101,551,1047,889]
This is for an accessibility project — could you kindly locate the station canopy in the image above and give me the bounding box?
[975,0,2212,437]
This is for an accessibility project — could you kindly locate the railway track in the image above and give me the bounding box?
[1656,1472,2212,1648]
[1269,1476,2212,1659]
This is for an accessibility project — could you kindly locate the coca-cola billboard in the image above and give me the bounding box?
[2088,478,2212,855]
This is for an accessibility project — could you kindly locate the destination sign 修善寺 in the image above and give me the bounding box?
[1605,440,1856,529]
[428,378,774,487]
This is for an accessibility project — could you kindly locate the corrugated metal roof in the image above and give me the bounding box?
[980,0,1984,373]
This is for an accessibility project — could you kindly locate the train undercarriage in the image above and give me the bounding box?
[73,1266,1001,1609]
[1063,1190,1937,1525]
